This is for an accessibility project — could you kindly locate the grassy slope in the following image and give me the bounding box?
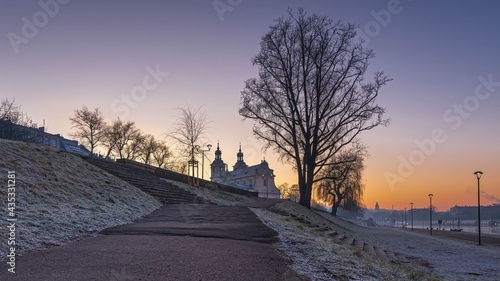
[0,139,161,257]
[254,201,440,281]
[0,139,438,279]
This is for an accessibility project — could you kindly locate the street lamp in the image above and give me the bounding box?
[410,202,414,231]
[404,207,407,228]
[197,144,212,180]
[474,171,483,245]
[428,194,433,235]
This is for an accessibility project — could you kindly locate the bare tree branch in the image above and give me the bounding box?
[69,106,106,155]
[169,105,210,175]
[239,9,389,208]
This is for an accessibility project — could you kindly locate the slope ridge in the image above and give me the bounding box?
[0,139,161,257]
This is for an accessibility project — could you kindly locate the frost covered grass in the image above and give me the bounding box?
[252,201,440,281]
[316,212,500,281]
[0,139,161,257]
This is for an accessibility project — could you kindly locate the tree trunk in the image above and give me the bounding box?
[298,174,310,208]
[299,181,312,209]
[331,202,341,216]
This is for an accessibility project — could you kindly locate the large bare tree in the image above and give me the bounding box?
[69,106,106,155]
[239,9,389,208]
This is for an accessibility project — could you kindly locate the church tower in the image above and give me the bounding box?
[210,142,226,182]
[233,144,248,171]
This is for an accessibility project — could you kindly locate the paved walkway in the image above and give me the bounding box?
[404,228,500,247]
[1,204,305,281]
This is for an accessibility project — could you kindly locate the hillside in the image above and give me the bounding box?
[0,139,456,280]
[0,139,162,257]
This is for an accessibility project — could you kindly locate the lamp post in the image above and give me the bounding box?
[188,144,198,185]
[474,171,483,245]
[404,207,407,228]
[428,194,433,235]
[197,144,212,180]
[410,202,414,231]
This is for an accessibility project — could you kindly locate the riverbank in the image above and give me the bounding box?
[316,211,500,280]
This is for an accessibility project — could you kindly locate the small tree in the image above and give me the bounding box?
[0,98,20,120]
[170,106,209,176]
[101,119,139,159]
[0,98,35,127]
[101,123,118,158]
[69,106,106,155]
[318,147,365,216]
[152,140,171,168]
[278,183,290,199]
[278,183,300,202]
[139,134,157,165]
[124,130,145,160]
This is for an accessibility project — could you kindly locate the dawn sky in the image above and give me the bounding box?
[1,0,499,211]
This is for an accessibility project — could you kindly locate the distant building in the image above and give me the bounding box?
[210,143,280,198]
[450,205,500,220]
[0,118,90,156]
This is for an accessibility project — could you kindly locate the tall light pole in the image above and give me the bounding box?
[197,144,212,180]
[428,194,433,235]
[404,207,407,228]
[410,202,414,231]
[474,171,483,245]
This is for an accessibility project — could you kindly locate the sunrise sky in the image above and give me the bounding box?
[1,0,499,211]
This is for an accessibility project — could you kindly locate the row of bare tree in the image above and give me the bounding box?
[2,98,209,174]
[69,105,209,174]
[69,106,171,169]
[5,9,384,211]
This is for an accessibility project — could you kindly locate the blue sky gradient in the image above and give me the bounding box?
[1,0,499,210]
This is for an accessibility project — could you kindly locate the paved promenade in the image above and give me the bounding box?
[405,228,500,247]
[1,204,304,281]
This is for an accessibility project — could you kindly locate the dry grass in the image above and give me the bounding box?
[252,201,441,281]
[0,139,445,279]
[0,139,161,257]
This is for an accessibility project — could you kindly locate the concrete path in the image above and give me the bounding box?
[100,204,280,243]
[1,204,305,281]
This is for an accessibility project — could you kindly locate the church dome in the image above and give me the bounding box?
[215,142,222,159]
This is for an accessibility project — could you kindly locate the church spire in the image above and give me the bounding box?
[211,140,226,182]
[237,143,243,161]
[233,143,248,170]
[215,140,221,160]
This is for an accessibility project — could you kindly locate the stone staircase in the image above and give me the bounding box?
[322,230,410,263]
[84,157,212,205]
[276,210,411,264]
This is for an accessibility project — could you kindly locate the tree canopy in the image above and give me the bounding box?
[239,9,389,208]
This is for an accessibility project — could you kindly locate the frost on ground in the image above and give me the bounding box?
[0,139,162,257]
[252,201,440,281]
[319,213,500,281]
